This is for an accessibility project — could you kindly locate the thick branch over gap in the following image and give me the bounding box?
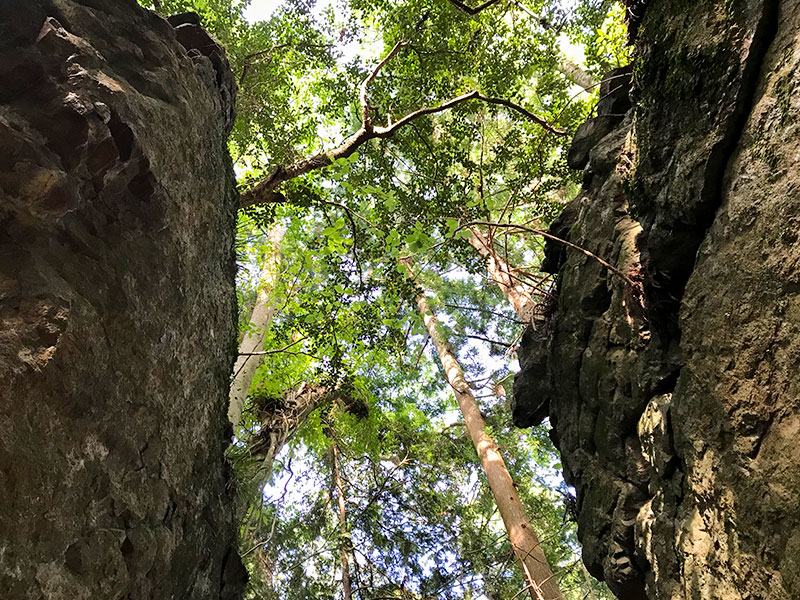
[240,42,564,209]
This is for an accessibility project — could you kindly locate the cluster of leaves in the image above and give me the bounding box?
[244,368,610,600]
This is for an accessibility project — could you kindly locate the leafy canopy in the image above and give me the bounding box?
[138,0,626,598]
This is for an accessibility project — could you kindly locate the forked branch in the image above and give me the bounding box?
[240,41,564,208]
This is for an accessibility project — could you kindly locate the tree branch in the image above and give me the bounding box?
[445,0,502,15]
[446,0,598,91]
[239,43,291,85]
[239,42,564,209]
[454,332,512,348]
[237,337,309,357]
[360,40,407,126]
[462,220,637,287]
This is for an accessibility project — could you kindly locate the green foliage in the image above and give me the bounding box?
[137,0,625,598]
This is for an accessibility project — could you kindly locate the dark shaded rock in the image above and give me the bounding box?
[540,197,580,274]
[596,65,632,117]
[511,326,552,428]
[0,2,243,599]
[169,12,237,133]
[167,11,202,26]
[631,0,779,341]
[568,116,621,170]
[567,67,632,170]
[514,1,800,599]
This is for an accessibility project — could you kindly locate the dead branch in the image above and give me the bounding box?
[462,220,637,287]
[239,43,291,85]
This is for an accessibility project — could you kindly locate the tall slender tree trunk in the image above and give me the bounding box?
[403,262,563,600]
[229,226,286,430]
[332,442,353,600]
[580,557,599,600]
[468,227,536,323]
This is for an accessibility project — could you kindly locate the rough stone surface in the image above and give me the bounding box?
[513,1,800,598]
[0,2,244,599]
[567,66,632,171]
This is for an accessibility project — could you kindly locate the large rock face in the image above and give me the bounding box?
[513,0,800,598]
[0,2,244,598]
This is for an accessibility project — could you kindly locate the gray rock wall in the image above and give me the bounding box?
[513,0,800,598]
[0,2,244,598]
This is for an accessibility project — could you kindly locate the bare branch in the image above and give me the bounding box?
[239,43,291,85]
[455,332,513,348]
[443,303,525,324]
[471,93,566,134]
[359,40,407,126]
[237,337,307,356]
[462,220,637,287]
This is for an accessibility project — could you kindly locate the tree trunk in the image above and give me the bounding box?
[0,3,244,599]
[404,263,562,600]
[580,557,599,600]
[248,383,333,489]
[332,442,353,600]
[229,226,285,430]
[468,227,536,323]
[556,58,598,92]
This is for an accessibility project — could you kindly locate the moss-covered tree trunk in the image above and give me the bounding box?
[0,2,244,598]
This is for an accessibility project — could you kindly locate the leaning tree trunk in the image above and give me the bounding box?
[404,263,563,600]
[247,383,334,490]
[0,4,244,599]
[468,227,537,323]
[229,226,285,430]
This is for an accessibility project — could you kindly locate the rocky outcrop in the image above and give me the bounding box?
[0,2,244,599]
[513,1,800,598]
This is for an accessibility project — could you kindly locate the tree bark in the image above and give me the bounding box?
[404,262,563,600]
[580,557,599,600]
[248,383,334,489]
[468,227,537,324]
[555,58,598,92]
[229,226,285,430]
